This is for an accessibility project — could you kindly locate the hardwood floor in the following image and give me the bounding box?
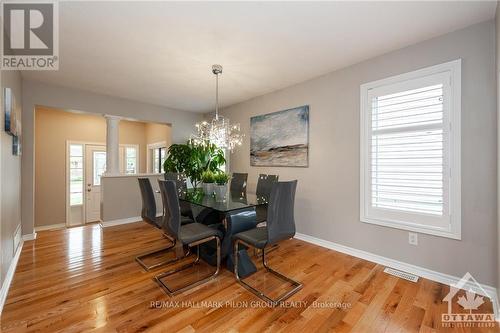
[0,223,497,333]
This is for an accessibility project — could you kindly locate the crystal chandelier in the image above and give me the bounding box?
[192,65,243,151]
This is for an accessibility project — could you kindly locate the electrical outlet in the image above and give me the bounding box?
[408,232,418,246]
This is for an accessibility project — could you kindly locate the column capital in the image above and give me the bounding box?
[104,114,122,121]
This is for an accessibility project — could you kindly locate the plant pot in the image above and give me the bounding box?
[202,182,214,196]
[214,184,227,202]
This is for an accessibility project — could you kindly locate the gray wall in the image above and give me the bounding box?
[497,3,500,73]
[101,174,163,223]
[21,80,202,235]
[496,1,500,297]
[222,21,498,286]
[0,70,22,287]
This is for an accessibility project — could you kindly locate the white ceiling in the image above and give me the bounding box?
[22,1,497,113]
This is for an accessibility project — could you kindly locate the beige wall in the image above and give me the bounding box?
[119,120,148,173]
[22,80,202,236]
[146,122,171,147]
[34,107,169,228]
[222,21,498,286]
[145,122,171,172]
[0,70,22,289]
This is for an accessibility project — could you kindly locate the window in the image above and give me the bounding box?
[93,151,106,186]
[147,142,167,173]
[360,60,461,239]
[125,147,137,174]
[118,145,138,174]
[153,147,167,173]
[69,144,84,206]
[124,146,137,174]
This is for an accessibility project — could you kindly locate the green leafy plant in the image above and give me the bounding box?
[214,172,229,185]
[201,170,215,183]
[162,143,192,173]
[163,139,225,188]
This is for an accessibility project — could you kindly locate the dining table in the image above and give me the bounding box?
[178,189,268,278]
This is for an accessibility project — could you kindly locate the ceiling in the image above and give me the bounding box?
[22,1,497,113]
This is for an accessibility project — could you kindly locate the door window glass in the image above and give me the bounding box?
[69,144,84,205]
[93,151,107,186]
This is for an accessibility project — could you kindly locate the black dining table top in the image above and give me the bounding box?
[179,189,267,213]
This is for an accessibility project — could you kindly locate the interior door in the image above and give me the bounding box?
[85,145,106,223]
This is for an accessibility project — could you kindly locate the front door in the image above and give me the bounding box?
[85,145,106,223]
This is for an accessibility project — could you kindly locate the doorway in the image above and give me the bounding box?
[67,142,106,226]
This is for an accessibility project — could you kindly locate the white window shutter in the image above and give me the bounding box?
[371,84,444,216]
[360,59,461,239]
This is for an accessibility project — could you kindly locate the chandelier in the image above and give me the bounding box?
[192,65,243,152]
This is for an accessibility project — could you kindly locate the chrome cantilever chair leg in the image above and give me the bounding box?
[135,236,191,271]
[234,239,302,306]
[155,236,221,296]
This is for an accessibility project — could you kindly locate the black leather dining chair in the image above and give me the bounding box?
[155,180,222,296]
[165,172,193,219]
[138,178,162,228]
[255,174,279,223]
[230,173,248,196]
[233,180,302,306]
[135,178,193,271]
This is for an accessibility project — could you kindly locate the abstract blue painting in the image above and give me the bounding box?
[250,105,309,167]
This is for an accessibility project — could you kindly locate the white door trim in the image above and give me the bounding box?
[66,140,106,227]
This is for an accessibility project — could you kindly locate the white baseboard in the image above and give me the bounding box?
[100,216,142,228]
[13,224,21,254]
[34,223,66,232]
[294,233,499,321]
[0,239,23,315]
[22,233,37,241]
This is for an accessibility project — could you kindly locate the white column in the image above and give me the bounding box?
[105,115,120,175]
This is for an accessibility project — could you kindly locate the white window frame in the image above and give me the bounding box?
[67,142,85,207]
[147,141,167,173]
[119,144,139,174]
[360,59,461,239]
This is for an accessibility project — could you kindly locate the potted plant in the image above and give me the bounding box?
[213,172,229,202]
[163,139,226,189]
[201,170,215,196]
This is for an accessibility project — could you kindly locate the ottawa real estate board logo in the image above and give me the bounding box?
[1,1,59,70]
[441,272,498,328]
